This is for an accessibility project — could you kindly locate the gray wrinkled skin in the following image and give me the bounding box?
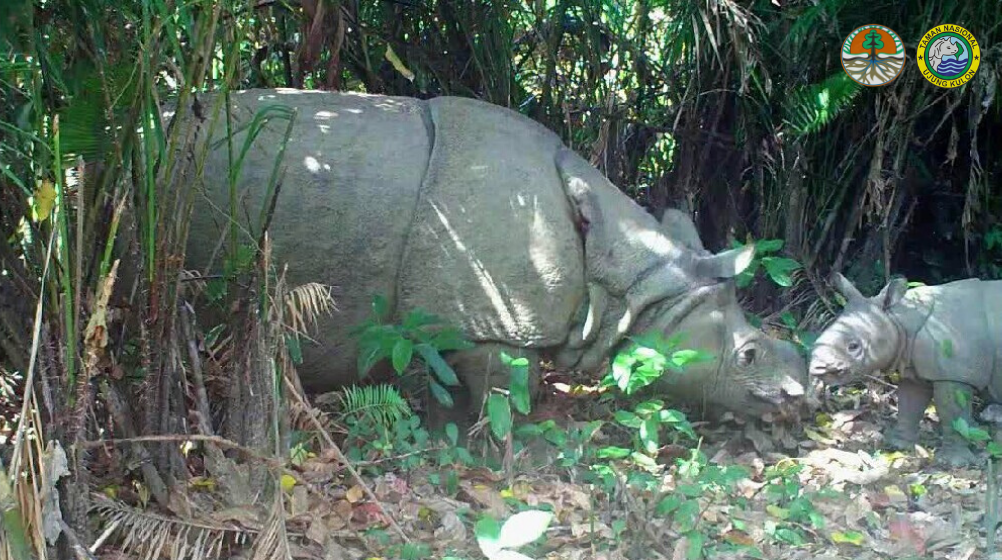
[810,273,1002,467]
[177,88,807,419]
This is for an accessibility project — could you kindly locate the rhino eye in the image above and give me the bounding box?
[737,346,757,367]
[847,340,862,354]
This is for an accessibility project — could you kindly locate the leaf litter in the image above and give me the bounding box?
[90,380,998,559]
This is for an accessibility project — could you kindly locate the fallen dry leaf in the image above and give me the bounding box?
[345,484,365,503]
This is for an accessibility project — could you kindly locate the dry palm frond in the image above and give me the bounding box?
[2,394,47,560]
[278,281,336,337]
[247,491,291,560]
[91,494,252,560]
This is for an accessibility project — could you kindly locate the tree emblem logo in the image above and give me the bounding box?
[840,25,905,86]
[916,25,980,88]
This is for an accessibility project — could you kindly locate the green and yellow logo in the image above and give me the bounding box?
[916,25,980,88]
[840,25,905,86]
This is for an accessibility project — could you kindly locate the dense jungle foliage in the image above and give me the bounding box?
[1,0,1000,559]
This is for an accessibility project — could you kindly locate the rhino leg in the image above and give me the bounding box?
[885,378,932,449]
[427,343,541,434]
[931,381,979,467]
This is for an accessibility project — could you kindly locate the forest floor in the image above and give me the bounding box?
[91,379,994,560]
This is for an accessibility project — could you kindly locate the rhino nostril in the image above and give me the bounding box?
[809,362,835,376]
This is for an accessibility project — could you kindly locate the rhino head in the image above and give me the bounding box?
[632,276,808,418]
[809,273,908,385]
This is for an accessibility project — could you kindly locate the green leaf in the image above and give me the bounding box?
[614,410,642,428]
[500,352,530,368]
[686,531,705,559]
[630,451,658,469]
[357,339,386,377]
[640,418,660,454]
[773,527,805,545]
[428,379,454,408]
[475,515,502,557]
[487,394,513,439]
[635,400,665,417]
[284,334,303,365]
[677,483,703,498]
[415,343,460,386]
[390,338,414,374]
[671,349,713,368]
[761,257,801,287]
[445,423,459,446]
[953,417,989,443]
[596,446,631,459]
[831,530,865,545]
[514,423,544,438]
[655,495,683,516]
[988,441,1002,458]
[508,355,532,415]
[756,239,784,253]
[206,278,228,302]
[674,499,701,532]
[430,328,474,351]
[402,309,442,331]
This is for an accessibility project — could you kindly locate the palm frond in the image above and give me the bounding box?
[783,72,862,138]
[91,494,250,560]
[248,493,291,560]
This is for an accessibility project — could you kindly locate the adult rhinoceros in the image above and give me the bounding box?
[177,88,806,419]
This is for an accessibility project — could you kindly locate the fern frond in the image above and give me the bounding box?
[91,493,251,559]
[335,384,411,429]
[783,72,862,138]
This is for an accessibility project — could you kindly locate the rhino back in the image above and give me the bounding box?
[187,89,587,389]
[904,279,1002,395]
[395,96,585,347]
[187,89,432,388]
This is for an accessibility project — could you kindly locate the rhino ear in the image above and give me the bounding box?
[695,244,755,279]
[830,272,865,304]
[875,276,908,310]
[564,176,598,233]
[660,208,705,251]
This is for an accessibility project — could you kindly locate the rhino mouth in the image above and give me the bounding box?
[748,378,806,416]
[808,361,855,387]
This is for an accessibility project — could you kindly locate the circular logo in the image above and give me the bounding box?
[917,25,980,88]
[840,25,906,86]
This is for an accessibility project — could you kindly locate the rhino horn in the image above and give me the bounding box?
[830,272,865,304]
[694,244,755,279]
[875,276,908,310]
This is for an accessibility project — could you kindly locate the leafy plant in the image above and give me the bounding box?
[353,295,474,407]
[779,311,817,355]
[654,452,755,558]
[761,461,827,546]
[603,399,696,465]
[602,331,713,396]
[733,239,802,288]
[485,352,533,441]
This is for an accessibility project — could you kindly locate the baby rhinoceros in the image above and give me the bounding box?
[810,273,1002,467]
